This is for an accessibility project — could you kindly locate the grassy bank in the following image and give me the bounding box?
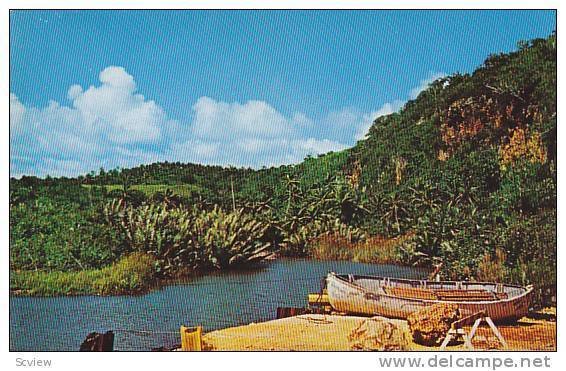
[10,253,157,296]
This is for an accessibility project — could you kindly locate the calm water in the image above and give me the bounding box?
[10,259,427,351]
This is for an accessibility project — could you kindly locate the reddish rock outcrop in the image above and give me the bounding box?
[407,303,460,346]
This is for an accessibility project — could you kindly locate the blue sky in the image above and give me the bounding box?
[10,10,556,177]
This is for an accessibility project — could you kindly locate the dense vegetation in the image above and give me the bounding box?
[10,34,556,304]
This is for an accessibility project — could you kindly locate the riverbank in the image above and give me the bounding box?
[202,308,556,351]
[10,253,157,296]
[10,250,419,297]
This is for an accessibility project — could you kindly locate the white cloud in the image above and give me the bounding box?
[9,93,25,135]
[354,100,405,140]
[409,71,446,99]
[191,97,294,140]
[167,137,346,168]
[320,108,360,141]
[10,68,351,176]
[10,66,443,177]
[167,98,348,168]
[67,84,83,100]
[10,66,173,176]
[99,66,136,89]
[310,106,402,144]
[354,72,446,140]
[292,138,347,155]
[69,66,166,144]
[291,112,312,127]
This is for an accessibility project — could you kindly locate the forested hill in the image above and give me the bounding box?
[12,34,556,205]
[10,34,556,303]
[345,34,557,298]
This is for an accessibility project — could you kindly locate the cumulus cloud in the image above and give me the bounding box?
[190,97,296,140]
[10,66,442,177]
[10,67,351,177]
[293,138,348,155]
[70,66,166,144]
[10,66,173,176]
[168,97,347,167]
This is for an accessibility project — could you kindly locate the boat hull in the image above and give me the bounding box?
[326,273,533,323]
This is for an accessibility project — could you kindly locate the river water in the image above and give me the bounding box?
[10,259,427,351]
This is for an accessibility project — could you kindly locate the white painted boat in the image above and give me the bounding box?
[326,272,533,323]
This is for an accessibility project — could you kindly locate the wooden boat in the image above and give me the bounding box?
[326,272,533,323]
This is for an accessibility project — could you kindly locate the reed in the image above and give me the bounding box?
[309,233,410,265]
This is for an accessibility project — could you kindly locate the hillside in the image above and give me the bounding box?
[10,34,556,303]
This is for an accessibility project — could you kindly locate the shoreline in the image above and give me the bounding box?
[10,256,422,297]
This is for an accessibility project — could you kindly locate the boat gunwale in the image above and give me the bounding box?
[327,272,534,306]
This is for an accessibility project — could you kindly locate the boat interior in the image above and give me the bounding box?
[336,274,528,302]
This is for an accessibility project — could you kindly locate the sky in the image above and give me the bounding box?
[9,10,556,177]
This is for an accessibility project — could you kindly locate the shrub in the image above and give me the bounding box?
[497,210,556,306]
[495,161,556,216]
[103,200,274,274]
[10,198,119,271]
